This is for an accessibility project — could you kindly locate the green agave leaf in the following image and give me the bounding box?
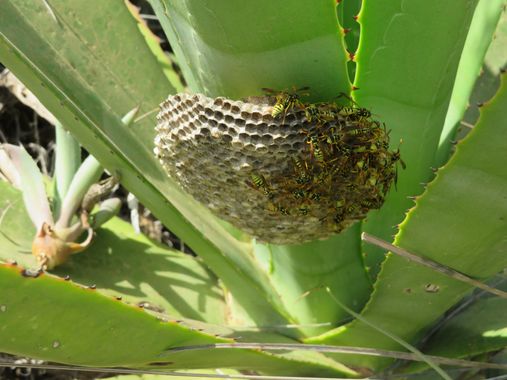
[0,144,53,229]
[55,154,102,229]
[149,0,351,101]
[435,0,505,167]
[58,219,228,325]
[0,179,226,325]
[0,180,33,255]
[91,198,122,229]
[255,224,372,337]
[339,0,361,55]
[403,289,507,374]
[463,6,507,128]
[0,0,291,326]
[0,262,221,367]
[53,121,81,218]
[125,1,185,93]
[355,0,480,277]
[337,0,361,82]
[307,74,507,371]
[158,329,358,377]
[0,182,355,376]
[0,264,354,377]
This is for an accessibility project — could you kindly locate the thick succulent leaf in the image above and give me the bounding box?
[59,219,228,325]
[339,0,361,55]
[0,262,222,367]
[0,183,353,376]
[0,179,226,325]
[403,289,507,374]
[255,224,372,337]
[0,144,53,229]
[149,0,350,102]
[435,0,505,167]
[91,198,122,229]
[0,264,354,377]
[463,7,507,128]
[0,180,33,254]
[0,1,291,325]
[355,0,480,276]
[157,329,358,377]
[307,73,507,371]
[53,122,81,218]
[125,1,185,92]
[55,155,102,228]
[337,0,361,82]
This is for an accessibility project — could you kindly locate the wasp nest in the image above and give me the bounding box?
[154,92,401,244]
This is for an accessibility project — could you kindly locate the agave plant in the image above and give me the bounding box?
[0,0,506,379]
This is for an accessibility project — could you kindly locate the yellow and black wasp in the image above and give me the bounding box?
[339,106,371,122]
[292,156,312,184]
[316,103,340,122]
[246,173,273,198]
[267,202,291,216]
[390,140,406,189]
[346,127,373,137]
[306,135,325,164]
[304,104,321,123]
[262,86,310,123]
[334,92,372,122]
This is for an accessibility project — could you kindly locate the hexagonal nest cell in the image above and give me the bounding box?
[155,93,400,244]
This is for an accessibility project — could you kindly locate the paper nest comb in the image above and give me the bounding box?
[154,93,399,244]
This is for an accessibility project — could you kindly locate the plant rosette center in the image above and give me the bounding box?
[155,93,401,244]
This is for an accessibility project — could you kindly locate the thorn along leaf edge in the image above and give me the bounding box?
[154,90,403,244]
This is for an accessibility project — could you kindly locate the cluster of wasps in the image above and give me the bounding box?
[247,87,405,232]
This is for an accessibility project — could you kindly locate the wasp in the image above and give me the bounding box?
[326,126,345,145]
[335,93,372,121]
[367,176,378,187]
[333,212,345,224]
[307,135,325,163]
[354,107,372,121]
[347,127,372,137]
[346,204,362,218]
[298,206,310,216]
[337,105,355,117]
[292,189,306,199]
[251,173,267,188]
[309,192,321,202]
[267,202,288,215]
[293,156,308,173]
[333,143,351,158]
[360,200,375,209]
[296,175,311,185]
[356,160,367,170]
[304,104,321,123]
[391,143,406,169]
[292,157,311,184]
[247,173,273,197]
[391,140,406,189]
[317,103,340,122]
[262,86,309,122]
[313,170,329,184]
[277,205,291,215]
